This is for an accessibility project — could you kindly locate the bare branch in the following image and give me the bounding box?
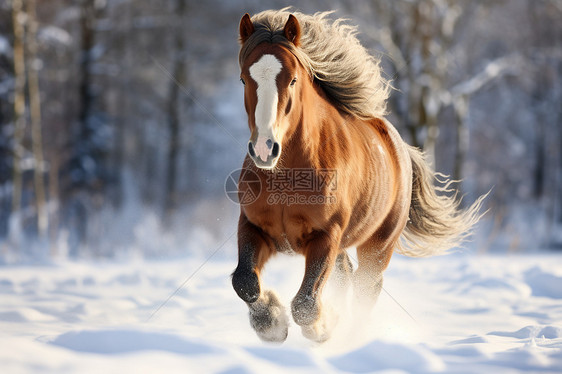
[449,55,522,99]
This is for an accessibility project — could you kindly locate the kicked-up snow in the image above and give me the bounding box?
[1,250,561,373]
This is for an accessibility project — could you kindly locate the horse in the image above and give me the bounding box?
[231,9,485,343]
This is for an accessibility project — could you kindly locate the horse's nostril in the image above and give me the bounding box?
[266,139,273,149]
[248,142,256,157]
[272,142,280,157]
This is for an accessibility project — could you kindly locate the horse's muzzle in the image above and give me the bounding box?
[248,136,280,169]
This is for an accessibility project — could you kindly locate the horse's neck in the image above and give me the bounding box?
[285,81,349,169]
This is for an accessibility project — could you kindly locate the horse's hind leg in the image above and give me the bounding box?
[353,240,394,314]
[333,251,353,300]
[232,215,289,343]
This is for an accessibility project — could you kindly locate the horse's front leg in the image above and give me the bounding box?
[232,214,288,343]
[291,230,340,342]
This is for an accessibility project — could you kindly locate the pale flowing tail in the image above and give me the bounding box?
[397,146,487,257]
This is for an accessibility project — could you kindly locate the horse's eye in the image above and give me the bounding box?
[290,77,297,87]
[240,77,246,85]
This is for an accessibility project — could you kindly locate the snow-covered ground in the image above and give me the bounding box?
[1,248,561,373]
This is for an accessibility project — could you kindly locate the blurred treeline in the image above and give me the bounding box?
[0,0,561,258]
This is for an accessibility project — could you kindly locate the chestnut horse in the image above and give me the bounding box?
[232,9,484,343]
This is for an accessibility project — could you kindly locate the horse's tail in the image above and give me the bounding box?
[397,145,487,257]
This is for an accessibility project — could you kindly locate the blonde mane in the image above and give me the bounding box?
[239,8,390,120]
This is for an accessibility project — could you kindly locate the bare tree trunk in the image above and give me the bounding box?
[558,114,562,224]
[453,95,469,184]
[533,121,545,199]
[165,84,181,222]
[164,0,187,224]
[26,0,48,238]
[423,120,438,169]
[421,86,439,169]
[67,0,99,251]
[48,154,60,255]
[79,0,95,138]
[112,1,134,209]
[418,3,439,169]
[11,0,26,240]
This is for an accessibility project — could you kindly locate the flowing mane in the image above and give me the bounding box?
[239,8,390,120]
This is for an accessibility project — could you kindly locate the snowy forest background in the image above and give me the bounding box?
[0,0,561,261]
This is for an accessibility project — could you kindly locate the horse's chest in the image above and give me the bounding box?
[244,205,314,253]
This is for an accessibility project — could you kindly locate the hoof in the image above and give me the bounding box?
[291,295,320,326]
[300,305,338,343]
[301,324,331,343]
[249,290,289,343]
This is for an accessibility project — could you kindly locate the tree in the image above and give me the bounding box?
[365,1,488,169]
[340,0,520,192]
[26,0,48,238]
[164,0,189,224]
[10,0,26,244]
[62,0,110,254]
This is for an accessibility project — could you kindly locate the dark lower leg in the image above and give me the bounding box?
[233,215,288,342]
[232,215,274,303]
[291,250,336,326]
[291,231,340,342]
[232,247,261,303]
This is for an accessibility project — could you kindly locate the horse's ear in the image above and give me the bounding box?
[239,13,255,44]
[283,14,301,47]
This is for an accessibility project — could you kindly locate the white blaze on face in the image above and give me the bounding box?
[249,54,282,162]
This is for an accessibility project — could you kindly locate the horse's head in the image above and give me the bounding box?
[238,13,305,170]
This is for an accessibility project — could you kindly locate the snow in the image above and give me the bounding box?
[37,26,72,46]
[1,250,561,373]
